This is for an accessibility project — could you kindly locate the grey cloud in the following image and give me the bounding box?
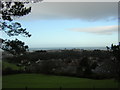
[43,0,119,2]
[68,25,118,35]
[19,2,118,21]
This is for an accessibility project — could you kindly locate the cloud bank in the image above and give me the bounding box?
[43,0,119,2]
[68,25,118,35]
[20,2,118,21]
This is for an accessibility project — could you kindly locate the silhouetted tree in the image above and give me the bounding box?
[111,43,120,61]
[2,39,29,55]
[77,57,98,77]
[0,2,31,37]
[106,46,110,51]
[110,43,120,81]
[0,1,32,55]
[106,43,120,81]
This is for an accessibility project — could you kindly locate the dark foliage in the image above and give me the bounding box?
[0,2,31,37]
[1,22,31,37]
[4,50,112,63]
[1,2,31,20]
[2,39,29,55]
[109,43,120,81]
[0,1,32,55]
[3,49,113,78]
[111,43,120,62]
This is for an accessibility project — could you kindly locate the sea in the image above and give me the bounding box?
[29,47,107,52]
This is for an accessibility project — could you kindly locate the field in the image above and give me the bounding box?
[3,74,120,88]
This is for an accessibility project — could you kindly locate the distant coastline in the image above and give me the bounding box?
[29,47,107,51]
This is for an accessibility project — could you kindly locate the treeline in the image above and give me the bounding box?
[3,49,116,79]
[4,50,113,63]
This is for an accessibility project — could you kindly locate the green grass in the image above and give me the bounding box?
[3,74,120,88]
[2,61,23,70]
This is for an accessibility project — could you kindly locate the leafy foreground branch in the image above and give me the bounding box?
[1,39,29,55]
[0,1,32,55]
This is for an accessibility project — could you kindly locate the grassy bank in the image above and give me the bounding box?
[3,74,120,88]
[2,62,20,71]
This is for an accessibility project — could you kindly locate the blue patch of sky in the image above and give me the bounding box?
[5,19,118,48]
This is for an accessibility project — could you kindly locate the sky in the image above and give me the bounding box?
[2,1,119,48]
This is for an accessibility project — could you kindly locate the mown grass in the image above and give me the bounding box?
[3,74,120,88]
[2,61,23,71]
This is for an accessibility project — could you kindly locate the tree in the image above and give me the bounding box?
[1,39,29,55]
[0,2,31,36]
[110,43,120,81]
[0,1,32,55]
[77,57,98,77]
[111,43,120,61]
[106,43,120,81]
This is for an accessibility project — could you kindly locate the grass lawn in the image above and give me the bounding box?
[2,61,23,71]
[2,74,120,88]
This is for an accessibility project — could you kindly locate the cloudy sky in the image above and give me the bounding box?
[43,0,119,2]
[5,2,118,48]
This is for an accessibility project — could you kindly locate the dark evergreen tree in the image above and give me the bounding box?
[0,1,32,55]
[2,39,29,55]
[110,43,120,81]
[0,2,31,37]
[106,43,120,81]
